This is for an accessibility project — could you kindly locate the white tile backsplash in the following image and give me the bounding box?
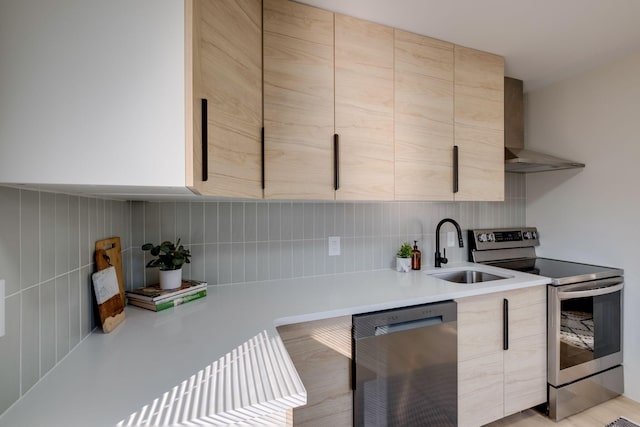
[130,173,525,287]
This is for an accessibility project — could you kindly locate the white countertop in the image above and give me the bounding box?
[0,263,549,427]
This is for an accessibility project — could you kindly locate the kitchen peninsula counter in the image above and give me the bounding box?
[0,263,549,427]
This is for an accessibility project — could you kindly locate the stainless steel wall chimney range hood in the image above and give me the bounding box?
[504,77,585,173]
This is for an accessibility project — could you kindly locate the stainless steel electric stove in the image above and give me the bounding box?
[468,227,624,421]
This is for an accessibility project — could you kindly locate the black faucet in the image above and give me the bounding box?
[435,218,464,267]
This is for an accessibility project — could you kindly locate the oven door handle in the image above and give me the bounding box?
[558,283,623,300]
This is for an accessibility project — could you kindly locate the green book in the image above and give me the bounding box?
[126,280,207,303]
[128,289,207,312]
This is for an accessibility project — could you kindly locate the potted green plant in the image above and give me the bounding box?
[142,239,192,290]
[396,242,413,272]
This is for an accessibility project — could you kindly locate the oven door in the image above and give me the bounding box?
[548,277,623,387]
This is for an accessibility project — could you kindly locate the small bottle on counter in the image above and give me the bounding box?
[411,240,421,270]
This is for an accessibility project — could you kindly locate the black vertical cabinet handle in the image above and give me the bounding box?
[261,127,265,190]
[453,145,459,193]
[503,298,509,350]
[201,99,209,182]
[334,134,340,191]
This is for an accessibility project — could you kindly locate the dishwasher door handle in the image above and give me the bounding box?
[375,316,443,336]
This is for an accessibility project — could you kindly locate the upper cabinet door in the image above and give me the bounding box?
[263,0,335,200]
[0,0,185,188]
[394,30,455,201]
[454,46,505,201]
[186,0,263,198]
[335,15,394,201]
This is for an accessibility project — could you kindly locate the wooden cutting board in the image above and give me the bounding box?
[94,237,126,333]
[95,237,125,305]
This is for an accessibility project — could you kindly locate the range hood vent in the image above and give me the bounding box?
[504,77,585,173]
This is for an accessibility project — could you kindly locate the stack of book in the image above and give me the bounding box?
[126,279,207,312]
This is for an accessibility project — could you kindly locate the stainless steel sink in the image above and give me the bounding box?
[429,269,510,284]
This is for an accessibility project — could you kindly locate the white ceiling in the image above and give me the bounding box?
[297,0,640,92]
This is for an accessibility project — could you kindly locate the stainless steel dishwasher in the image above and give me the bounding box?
[353,301,457,426]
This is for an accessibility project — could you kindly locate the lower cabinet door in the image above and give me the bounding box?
[503,286,547,416]
[277,316,353,426]
[456,285,547,426]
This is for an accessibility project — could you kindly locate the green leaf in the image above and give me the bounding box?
[142,238,192,270]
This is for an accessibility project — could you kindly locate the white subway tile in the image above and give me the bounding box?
[21,286,40,394]
[40,192,56,284]
[20,190,40,289]
[231,202,245,243]
[218,202,231,244]
[268,203,281,242]
[55,274,70,363]
[204,202,218,244]
[40,279,56,376]
[69,196,80,271]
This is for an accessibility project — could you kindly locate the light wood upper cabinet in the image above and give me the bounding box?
[394,30,455,201]
[263,0,335,200]
[456,286,546,427]
[186,0,263,198]
[454,46,505,201]
[335,15,394,201]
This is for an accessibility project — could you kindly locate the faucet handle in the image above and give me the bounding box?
[441,248,448,265]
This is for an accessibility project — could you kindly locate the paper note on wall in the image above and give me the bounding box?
[92,267,120,305]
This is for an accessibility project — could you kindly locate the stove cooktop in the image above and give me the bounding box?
[468,227,623,286]
[484,257,623,286]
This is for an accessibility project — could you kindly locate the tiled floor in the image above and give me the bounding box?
[486,397,640,427]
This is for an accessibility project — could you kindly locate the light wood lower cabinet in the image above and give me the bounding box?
[456,286,547,427]
[277,316,353,426]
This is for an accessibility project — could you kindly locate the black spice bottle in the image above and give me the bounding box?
[411,240,421,270]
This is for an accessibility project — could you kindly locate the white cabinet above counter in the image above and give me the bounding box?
[0,0,187,195]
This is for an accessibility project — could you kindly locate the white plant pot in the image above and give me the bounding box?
[159,269,182,290]
[396,257,412,273]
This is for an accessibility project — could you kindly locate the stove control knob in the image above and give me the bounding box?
[523,231,532,240]
[478,233,487,242]
[488,233,495,242]
[532,231,538,240]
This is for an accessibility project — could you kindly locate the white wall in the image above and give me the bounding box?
[525,51,640,401]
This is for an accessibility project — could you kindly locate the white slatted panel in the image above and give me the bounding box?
[118,331,306,426]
